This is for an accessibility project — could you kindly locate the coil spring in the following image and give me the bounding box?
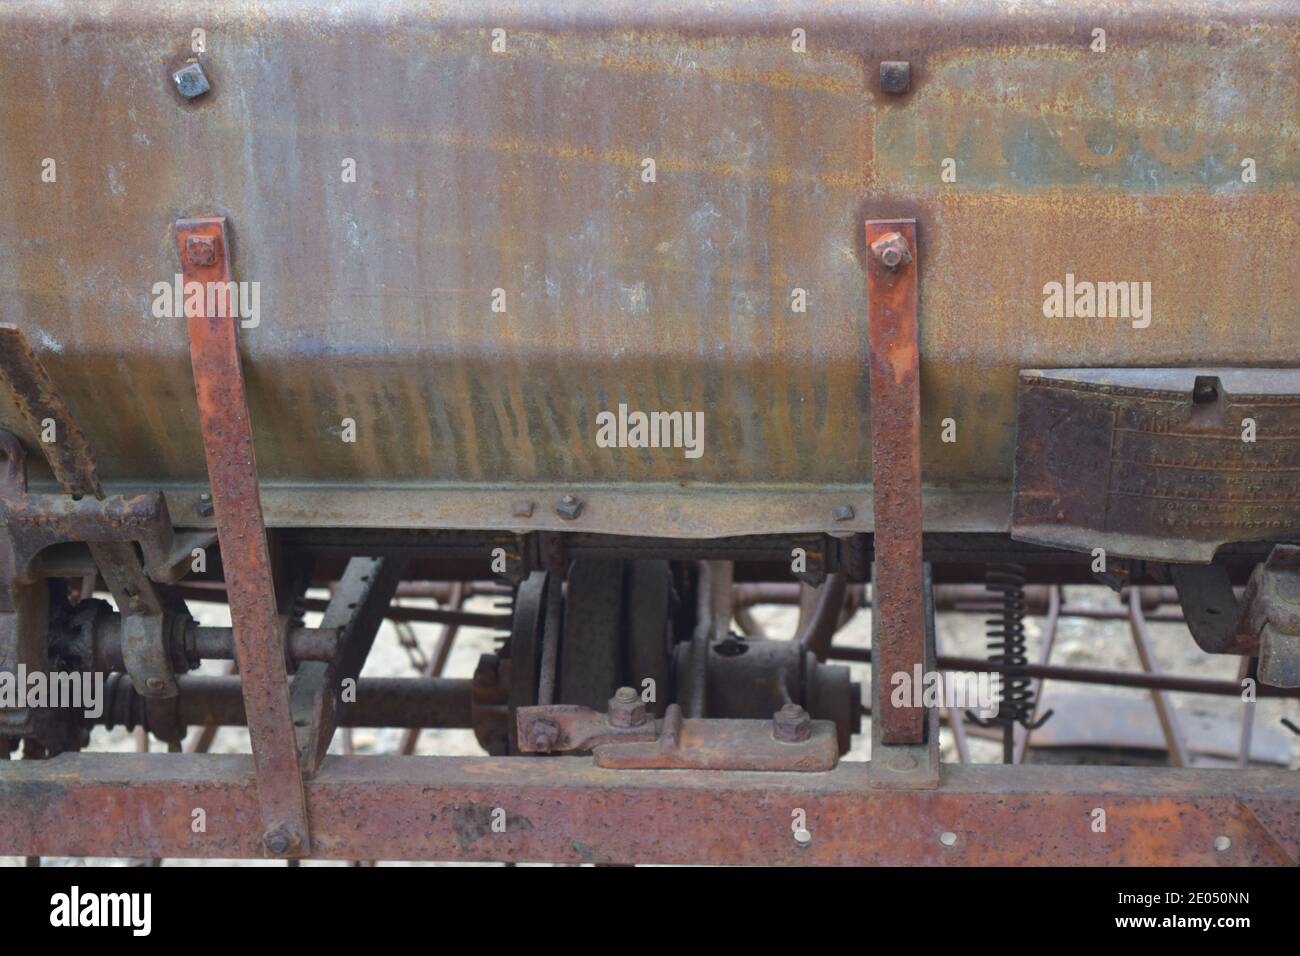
[984,564,1034,729]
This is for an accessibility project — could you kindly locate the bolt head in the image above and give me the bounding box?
[185,235,217,267]
[832,504,854,522]
[529,718,560,753]
[869,231,912,271]
[172,62,211,100]
[195,493,215,518]
[880,60,910,94]
[262,822,302,857]
[144,677,165,692]
[555,495,583,520]
[511,499,535,518]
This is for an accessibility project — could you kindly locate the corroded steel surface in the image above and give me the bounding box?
[0,1,1296,536]
[1012,368,1300,562]
[2,753,1297,865]
[867,219,925,744]
[178,216,309,853]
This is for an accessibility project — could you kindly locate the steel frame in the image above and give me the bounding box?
[4,212,1299,867]
[2,754,1297,866]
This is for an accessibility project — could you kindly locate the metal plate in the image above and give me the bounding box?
[3,753,1298,866]
[1012,368,1300,562]
[1,2,1297,535]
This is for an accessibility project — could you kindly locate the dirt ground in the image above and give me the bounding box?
[4,584,1296,866]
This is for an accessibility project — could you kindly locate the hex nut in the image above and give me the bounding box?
[608,686,647,728]
[262,822,302,856]
[772,703,812,742]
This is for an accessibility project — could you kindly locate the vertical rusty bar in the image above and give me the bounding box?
[866,218,925,745]
[176,216,310,855]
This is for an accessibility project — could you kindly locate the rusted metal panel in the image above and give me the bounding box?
[2,753,1297,865]
[867,219,925,745]
[1012,368,1300,562]
[0,2,1296,536]
[177,216,310,855]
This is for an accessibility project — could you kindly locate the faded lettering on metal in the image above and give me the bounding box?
[1012,369,1300,562]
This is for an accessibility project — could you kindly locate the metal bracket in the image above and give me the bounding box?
[1238,545,1300,688]
[865,218,928,747]
[0,326,179,700]
[291,556,405,775]
[516,702,839,772]
[177,215,311,856]
[1168,545,1300,687]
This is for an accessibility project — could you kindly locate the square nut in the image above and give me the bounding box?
[185,236,218,267]
[880,60,911,94]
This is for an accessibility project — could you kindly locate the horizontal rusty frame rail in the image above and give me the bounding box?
[2,754,1296,866]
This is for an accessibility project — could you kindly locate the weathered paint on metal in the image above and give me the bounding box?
[1,753,1297,865]
[177,216,310,854]
[0,1,1295,536]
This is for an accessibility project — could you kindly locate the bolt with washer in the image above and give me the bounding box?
[870,231,912,271]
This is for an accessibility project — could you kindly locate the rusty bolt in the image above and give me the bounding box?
[870,231,912,271]
[608,686,647,728]
[832,504,854,522]
[184,236,217,268]
[880,60,910,94]
[511,499,535,518]
[529,717,560,753]
[773,703,812,742]
[555,494,583,520]
[262,822,302,857]
[196,491,214,518]
[172,61,211,100]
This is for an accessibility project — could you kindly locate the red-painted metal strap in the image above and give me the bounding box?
[176,216,310,855]
[866,218,926,745]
